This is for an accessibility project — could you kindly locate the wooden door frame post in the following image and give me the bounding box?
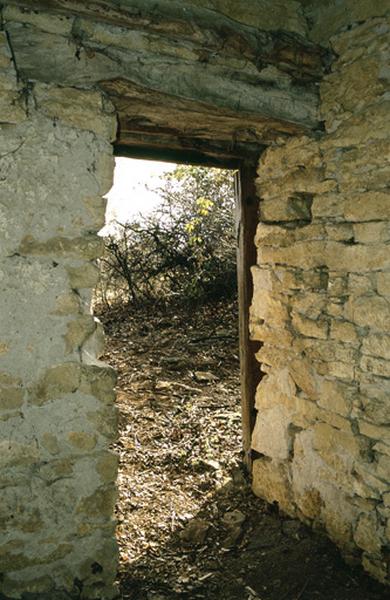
[236,163,262,471]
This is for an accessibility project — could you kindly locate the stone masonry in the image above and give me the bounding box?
[0,0,389,597]
[251,6,390,584]
[0,27,119,598]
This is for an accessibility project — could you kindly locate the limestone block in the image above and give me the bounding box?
[66,262,100,289]
[292,312,328,339]
[354,512,383,555]
[18,234,104,260]
[325,223,354,242]
[377,272,390,297]
[76,485,117,519]
[312,423,360,483]
[348,273,374,296]
[83,196,108,231]
[250,288,289,329]
[29,363,81,406]
[305,1,390,44]
[360,354,390,377]
[346,294,390,332]
[354,222,390,244]
[0,440,39,469]
[319,486,360,552]
[80,364,117,405]
[0,385,24,411]
[311,193,344,219]
[292,292,327,319]
[343,191,390,222]
[249,322,293,346]
[330,320,358,344]
[362,554,388,585]
[317,378,354,417]
[51,291,81,316]
[359,421,390,445]
[81,318,105,364]
[87,405,118,441]
[64,315,97,353]
[96,451,119,484]
[363,332,390,364]
[376,453,390,482]
[356,380,390,426]
[67,431,97,451]
[34,84,117,141]
[289,357,319,399]
[252,458,295,515]
[251,404,293,460]
[322,57,386,119]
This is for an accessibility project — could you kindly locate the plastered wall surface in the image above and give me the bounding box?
[0,29,119,597]
[251,11,390,584]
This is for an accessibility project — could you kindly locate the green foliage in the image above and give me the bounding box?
[96,165,237,307]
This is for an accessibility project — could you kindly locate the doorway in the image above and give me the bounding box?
[93,155,260,597]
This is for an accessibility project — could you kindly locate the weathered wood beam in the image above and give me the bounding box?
[102,77,307,152]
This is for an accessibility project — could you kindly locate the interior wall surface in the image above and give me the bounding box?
[0,28,119,598]
[251,5,390,584]
[0,0,321,596]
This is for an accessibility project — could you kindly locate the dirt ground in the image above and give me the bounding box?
[97,301,389,600]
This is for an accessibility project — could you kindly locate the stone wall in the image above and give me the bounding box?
[0,29,119,598]
[251,11,390,584]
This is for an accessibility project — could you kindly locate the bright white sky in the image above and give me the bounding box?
[101,157,176,234]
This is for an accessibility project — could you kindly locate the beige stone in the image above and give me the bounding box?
[0,386,24,410]
[251,404,293,460]
[35,84,117,141]
[64,315,97,353]
[348,273,374,296]
[360,355,390,378]
[354,512,383,555]
[96,451,119,483]
[343,191,390,222]
[317,379,353,417]
[66,262,100,289]
[252,458,295,515]
[77,485,117,518]
[67,431,97,451]
[83,196,108,230]
[313,423,360,477]
[80,364,117,405]
[51,291,81,315]
[18,234,103,260]
[292,312,328,339]
[330,320,358,344]
[359,422,390,445]
[362,555,388,584]
[41,433,61,455]
[377,272,390,297]
[346,294,390,332]
[325,223,354,242]
[29,363,81,406]
[354,222,390,244]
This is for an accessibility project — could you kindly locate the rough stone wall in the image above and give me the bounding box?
[251,13,390,583]
[0,29,119,598]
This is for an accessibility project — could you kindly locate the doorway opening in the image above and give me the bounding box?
[92,155,260,596]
